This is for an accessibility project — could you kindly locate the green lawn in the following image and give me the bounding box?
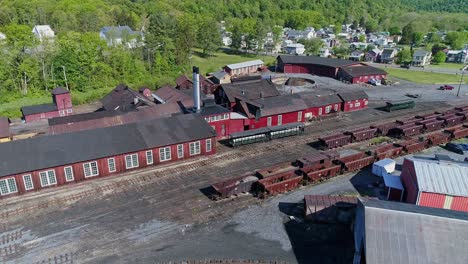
[427,62,466,71]
[191,49,275,75]
[381,67,467,84]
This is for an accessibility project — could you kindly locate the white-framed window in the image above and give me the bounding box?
[177,144,184,158]
[67,109,73,113]
[206,139,212,152]
[59,110,65,116]
[278,115,282,125]
[334,104,339,111]
[364,100,369,105]
[204,117,210,122]
[267,116,272,127]
[298,111,302,122]
[146,150,154,165]
[23,174,34,190]
[223,113,229,119]
[355,102,361,107]
[108,158,116,172]
[125,154,139,169]
[325,105,332,113]
[159,147,171,162]
[0,178,18,195]
[318,108,323,115]
[64,166,74,182]
[189,141,201,156]
[83,161,99,177]
[39,170,57,187]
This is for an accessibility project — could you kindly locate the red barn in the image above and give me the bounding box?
[0,114,216,198]
[21,87,73,122]
[338,64,387,84]
[337,90,369,112]
[401,157,468,212]
[299,92,343,120]
[277,55,358,78]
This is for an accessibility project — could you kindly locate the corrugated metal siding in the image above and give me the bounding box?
[451,196,468,212]
[418,192,446,209]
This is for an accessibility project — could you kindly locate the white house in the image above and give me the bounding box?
[412,50,432,66]
[446,50,468,64]
[0,32,6,41]
[99,26,143,49]
[32,25,55,42]
[284,43,305,55]
[319,48,331,57]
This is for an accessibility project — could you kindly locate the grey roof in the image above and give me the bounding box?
[48,110,123,126]
[21,103,57,116]
[381,48,397,57]
[278,55,358,68]
[408,157,468,197]
[299,92,342,107]
[337,90,369,101]
[210,71,229,80]
[413,50,431,57]
[0,114,215,177]
[51,87,69,95]
[220,79,280,103]
[101,83,155,111]
[254,94,308,117]
[200,104,230,116]
[340,65,387,77]
[225,60,264,70]
[153,86,192,103]
[355,198,468,264]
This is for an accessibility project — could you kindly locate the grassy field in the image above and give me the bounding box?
[427,63,466,71]
[382,67,467,84]
[191,49,275,75]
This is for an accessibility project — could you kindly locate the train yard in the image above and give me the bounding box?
[0,99,467,263]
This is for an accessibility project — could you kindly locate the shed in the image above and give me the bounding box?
[383,172,404,201]
[371,158,396,177]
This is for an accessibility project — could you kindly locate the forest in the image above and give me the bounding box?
[0,0,467,117]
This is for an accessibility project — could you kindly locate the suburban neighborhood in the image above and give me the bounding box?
[0,0,467,263]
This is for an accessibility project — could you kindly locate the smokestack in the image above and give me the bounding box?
[192,66,201,112]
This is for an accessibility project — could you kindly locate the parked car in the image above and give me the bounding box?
[439,85,454,90]
[445,143,468,155]
[405,93,421,98]
[400,63,410,69]
[369,79,382,86]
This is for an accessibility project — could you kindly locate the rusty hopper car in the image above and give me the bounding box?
[337,152,366,164]
[371,122,398,136]
[256,162,298,179]
[455,105,468,112]
[303,165,342,182]
[399,138,428,154]
[396,117,420,126]
[372,143,404,160]
[455,111,468,120]
[437,115,464,127]
[416,112,443,120]
[210,174,259,200]
[257,173,303,197]
[425,131,451,146]
[295,152,333,171]
[393,124,423,137]
[346,127,377,142]
[416,119,444,132]
[319,134,352,149]
[304,195,357,223]
[343,155,375,172]
[445,125,468,140]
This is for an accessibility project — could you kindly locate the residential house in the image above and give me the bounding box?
[349,42,368,50]
[32,25,55,42]
[319,48,331,58]
[99,26,143,48]
[221,31,232,46]
[0,117,11,142]
[380,48,398,64]
[365,48,382,62]
[412,50,432,66]
[349,50,365,61]
[286,27,315,41]
[446,50,468,64]
[21,87,73,122]
[284,43,305,55]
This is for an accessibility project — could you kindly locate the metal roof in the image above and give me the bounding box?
[355,198,468,264]
[21,103,57,116]
[340,65,387,77]
[409,158,468,197]
[220,79,280,103]
[0,113,215,178]
[337,90,369,101]
[277,55,359,68]
[51,87,69,95]
[225,60,264,70]
[153,86,192,103]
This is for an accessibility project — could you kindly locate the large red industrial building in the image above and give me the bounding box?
[401,157,468,212]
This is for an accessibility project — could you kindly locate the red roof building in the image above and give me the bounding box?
[21,87,73,122]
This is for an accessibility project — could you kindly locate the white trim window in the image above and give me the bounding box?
[0,178,18,195]
[23,174,34,190]
[298,111,302,122]
[83,161,99,177]
[325,105,332,113]
[355,102,361,107]
[267,117,272,127]
[159,147,171,162]
[146,150,154,165]
[177,144,184,158]
[277,115,282,125]
[364,100,368,105]
[108,158,116,172]
[64,166,74,182]
[39,170,57,187]
[189,141,201,156]
[318,108,323,115]
[206,139,212,152]
[125,154,139,169]
[67,109,73,113]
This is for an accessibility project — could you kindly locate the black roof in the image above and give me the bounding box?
[337,90,369,101]
[340,65,387,77]
[51,87,69,95]
[200,104,230,116]
[21,103,57,116]
[220,79,280,103]
[101,84,155,111]
[277,55,358,68]
[48,110,124,126]
[299,92,343,107]
[0,113,216,177]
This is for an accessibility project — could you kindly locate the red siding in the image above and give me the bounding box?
[24,111,61,122]
[1,137,216,199]
[451,196,468,212]
[401,159,418,204]
[54,93,73,110]
[283,63,338,78]
[249,111,301,129]
[418,192,446,208]
[304,104,340,119]
[351,74,388,84]
[342,99,368,112]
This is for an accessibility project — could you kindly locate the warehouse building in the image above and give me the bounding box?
[0,114,216,198]
[338,64,388,84]
[354,198,468,264]
[337,90,369,111]
[223,60,264,76]
[400,157,468,212]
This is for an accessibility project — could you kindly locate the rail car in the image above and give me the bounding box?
[229,122,305,147]
[384,100,415,112]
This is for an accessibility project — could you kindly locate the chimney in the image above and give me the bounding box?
[192,66,201,112]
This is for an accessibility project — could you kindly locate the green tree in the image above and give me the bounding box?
[401,23,415,44]
[396,48,412,64]
[298,38,324,55]
[432,51,446,64]
[411,32,424,46]
[358,35,366,42]
[197,18,222,57]
[445,32,467,49]
[389,26,401,36]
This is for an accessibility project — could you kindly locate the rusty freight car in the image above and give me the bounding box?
[371,122,398,136]
[371,143,404,160]
[398,138,428,154]
[346,127,377,142]
[392,124,423,137]
[210,173,259,200]
[256,162,298,179]
[295,151,335,171]
[437,114,464,127]
[302,165,341,182]
[416,119,444,132]
[445,125,468,140]
[425,131,451,146]
[319,134,352,149]
[256,173,303,197]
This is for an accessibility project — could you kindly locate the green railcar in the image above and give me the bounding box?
[385,100,415,112]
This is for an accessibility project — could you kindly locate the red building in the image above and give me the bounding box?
[299,92,343,120]
[276,55,387,83]
[21,87,73,122]
[0,114,216,198]
[338,65,387,84]
[175,75,216,94]
[223,60,264,77]
[401,157,468,212]
[101,84,156,112]
[337,90,369,112]
[201,100,243,139]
